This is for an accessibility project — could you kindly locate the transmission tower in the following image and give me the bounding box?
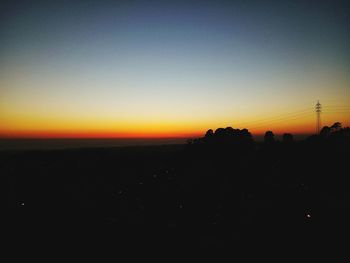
[315,100,322,134]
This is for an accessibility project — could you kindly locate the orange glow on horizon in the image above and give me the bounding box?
[0,129,203,139]
[1,109,348,139]
[0,125,318,139]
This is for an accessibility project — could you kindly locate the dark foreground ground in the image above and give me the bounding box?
[2,129,350,259]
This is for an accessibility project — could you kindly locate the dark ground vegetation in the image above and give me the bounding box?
[2,123,349,258]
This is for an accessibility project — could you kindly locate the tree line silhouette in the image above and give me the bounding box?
[2,122,349,256]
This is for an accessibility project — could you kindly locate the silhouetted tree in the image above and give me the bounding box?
[188,126,255,153]
[214,128,226,137]
[205,129,214,138]
[264,131,275,144]
[224,127,234,134]
[320,126,331,137]
[331,122,342,132]
[240,128,253,140]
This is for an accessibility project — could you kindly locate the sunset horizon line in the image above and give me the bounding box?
[0,129,316,139]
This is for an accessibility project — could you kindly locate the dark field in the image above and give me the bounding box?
[0,138,188,151]
[2,128,350,258]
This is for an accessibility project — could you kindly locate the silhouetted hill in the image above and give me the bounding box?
[3,124,349,257]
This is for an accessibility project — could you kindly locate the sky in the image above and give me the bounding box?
[1,0,349,138]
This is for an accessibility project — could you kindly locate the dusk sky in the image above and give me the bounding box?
[1,0,349,138]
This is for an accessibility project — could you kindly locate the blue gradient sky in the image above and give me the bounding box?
[1,0,349,137]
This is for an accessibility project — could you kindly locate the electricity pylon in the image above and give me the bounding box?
[315,101,322,134]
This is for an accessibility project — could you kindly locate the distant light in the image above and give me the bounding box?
[306,213,311,219]
[21,203,24,206]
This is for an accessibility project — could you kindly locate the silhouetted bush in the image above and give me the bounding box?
[264,130,275,144]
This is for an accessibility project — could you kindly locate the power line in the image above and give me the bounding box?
[323,110,350,114]
[323,105,350,108]
[248,112,314,129]
[236,108,313,127]
[229,102,348,133]
[249,112,314,130]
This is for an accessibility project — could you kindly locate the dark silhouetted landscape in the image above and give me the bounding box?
[2,0,350,259]
[3,123,349,258]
